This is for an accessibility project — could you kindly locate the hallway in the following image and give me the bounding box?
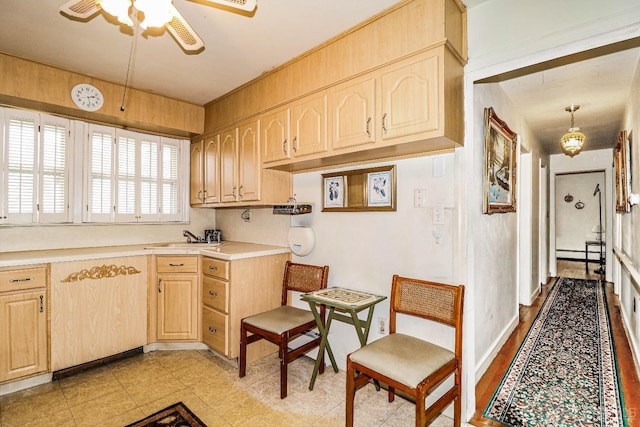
[470,260,640,426]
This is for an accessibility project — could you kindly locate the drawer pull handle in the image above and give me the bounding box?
[208,327,217,333]
[366,117,371,138]
[209,265,218,271]
[9,276,34,283]
[169,263,184,267]
[157,279,162,293]
[208,291,218,297]
[40,295,44,313]
[382,113,388,134]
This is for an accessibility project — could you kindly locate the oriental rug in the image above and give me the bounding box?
[126,401,207,427]
[483,277,626,426]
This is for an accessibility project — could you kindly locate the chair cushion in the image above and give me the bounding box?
[243,305,315,335]
[349,333,454,389]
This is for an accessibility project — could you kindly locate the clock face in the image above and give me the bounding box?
[71,84,104,112]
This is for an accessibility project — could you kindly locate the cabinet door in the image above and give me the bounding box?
[330,77,376,149]
[157,274,199,340]
[291,94,328,158]
[189,141,204,205]
[219,128,239,203]
[238,121,260,202]
[261,108,290,163]
[203,137,220,204]
[0,290,47,382]
[380,55,439,141]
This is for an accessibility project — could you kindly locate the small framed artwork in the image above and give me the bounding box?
[368,171,392,207]
[321,165,396,212]
[483,107,518,214]
[615,130,630,213]
[323,176,345,208]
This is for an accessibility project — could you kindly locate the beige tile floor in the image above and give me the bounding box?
[0,350,456,427]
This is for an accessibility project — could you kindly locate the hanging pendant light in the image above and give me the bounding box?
[560,105,586,157]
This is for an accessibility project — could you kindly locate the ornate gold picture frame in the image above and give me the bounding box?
[483,107,518,214]
[615,130,630,213]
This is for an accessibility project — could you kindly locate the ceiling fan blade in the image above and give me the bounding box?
[166,5,205,52]
[199,0,257,12]
[59,0,100,19]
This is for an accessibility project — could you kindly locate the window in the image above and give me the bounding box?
[1,108,71,224]
[0,106,188,226]
[85,125,187,223]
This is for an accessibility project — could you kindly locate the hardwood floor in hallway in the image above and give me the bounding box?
[470,260,640,426]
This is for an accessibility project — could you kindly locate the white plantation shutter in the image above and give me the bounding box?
[161,138,181,221]
[39,115,71,222]
[4,110,38,223]
[138,135,160,221]
[86,124,115,222]
[115,131,137,221]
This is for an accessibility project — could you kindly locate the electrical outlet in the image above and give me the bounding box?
[378,317,387,334]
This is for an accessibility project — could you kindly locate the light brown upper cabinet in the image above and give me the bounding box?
[190,138,220,205]
[330,76,376,150]
[220,120,261,203]
[290,92,329,158]
[262,108,291,164]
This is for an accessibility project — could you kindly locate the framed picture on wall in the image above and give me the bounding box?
[615,130,630,213]
[367,170,392,207]
[483,107,518,214]
[323,176,345,208]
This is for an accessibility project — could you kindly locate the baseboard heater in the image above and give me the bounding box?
[52,347,143,381]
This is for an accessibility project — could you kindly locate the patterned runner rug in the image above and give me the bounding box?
[126,401,207,427]
[483,277,626,426]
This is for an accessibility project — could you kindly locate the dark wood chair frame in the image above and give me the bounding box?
[239,261,329,399]
[346,275,465,426]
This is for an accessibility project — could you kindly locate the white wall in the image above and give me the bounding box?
[0,208,215,253]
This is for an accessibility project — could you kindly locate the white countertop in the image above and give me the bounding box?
[0,241,290,267]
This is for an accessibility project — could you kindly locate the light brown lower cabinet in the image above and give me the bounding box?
[0,265,48,383]
[201,253,289,363]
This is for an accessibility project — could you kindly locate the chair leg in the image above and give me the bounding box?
[318,341,325,375]
[388,386,395,402]
[415,391,427,427]
[345,358,356,427]
[279,334,288,399]
[239,322,247,378]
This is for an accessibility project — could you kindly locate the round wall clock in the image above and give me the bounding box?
[71,83,104,112]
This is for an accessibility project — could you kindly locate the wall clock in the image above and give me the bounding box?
[71,83,104,112]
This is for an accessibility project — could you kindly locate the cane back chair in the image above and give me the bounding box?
[239,261,329,399]
[346,275,465,426]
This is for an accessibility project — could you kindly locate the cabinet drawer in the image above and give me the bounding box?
[156,256,198,273]
[0,266,47,293]
[203,276,229,313]
[203,306,228,355]
[202,257,229,280]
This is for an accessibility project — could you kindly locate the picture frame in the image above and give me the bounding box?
[321,165,396,212]
[323,176,345,208]
[615,130,630,213]
[483,107,518,214]
[367,171,392,207]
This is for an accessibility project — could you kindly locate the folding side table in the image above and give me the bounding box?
[301,287,386,391]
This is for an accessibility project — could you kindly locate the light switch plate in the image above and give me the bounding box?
[414,189,426,208]
[432,206,444,224]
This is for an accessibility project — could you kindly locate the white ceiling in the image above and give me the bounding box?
[1,0,639,155]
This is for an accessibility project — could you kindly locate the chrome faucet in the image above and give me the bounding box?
[182,229,200,243]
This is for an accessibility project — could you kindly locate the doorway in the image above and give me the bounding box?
[554,171,606,278]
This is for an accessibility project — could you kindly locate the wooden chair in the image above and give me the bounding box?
[239,261,329,399]
[346,275,465,426]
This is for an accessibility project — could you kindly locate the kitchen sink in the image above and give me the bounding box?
[152,242,226,248]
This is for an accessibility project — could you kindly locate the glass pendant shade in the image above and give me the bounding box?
[134,0,174,29]
[561,129,586,157]
[560,105,585,157]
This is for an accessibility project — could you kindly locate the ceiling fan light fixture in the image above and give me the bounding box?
[560,105,586,157]
[134,0,174,29]
[98,0,133,25]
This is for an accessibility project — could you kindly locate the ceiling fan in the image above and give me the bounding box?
[59,0,257,52]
